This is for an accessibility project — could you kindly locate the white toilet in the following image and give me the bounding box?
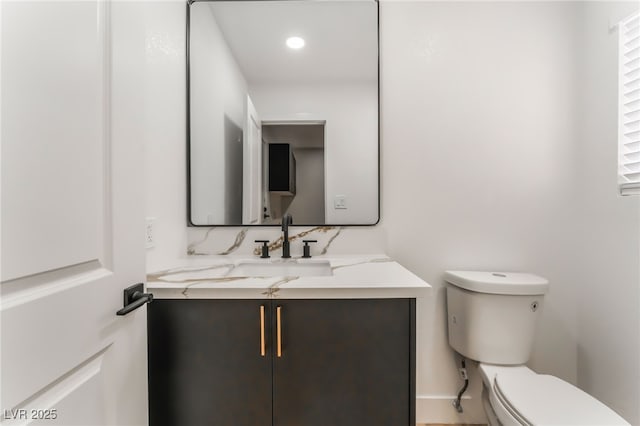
[444,270,629,426]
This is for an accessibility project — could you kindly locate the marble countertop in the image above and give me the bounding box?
[146,255,431,299]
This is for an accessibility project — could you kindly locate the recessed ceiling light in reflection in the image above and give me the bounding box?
[286,36,305,49]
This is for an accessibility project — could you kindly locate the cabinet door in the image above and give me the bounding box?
[148,299,272,426]
[272,299,415,426]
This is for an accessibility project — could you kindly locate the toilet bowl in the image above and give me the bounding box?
[444,271,629,426]
[478,364,628,426]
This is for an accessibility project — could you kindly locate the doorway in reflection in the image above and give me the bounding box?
[262,123,325,225]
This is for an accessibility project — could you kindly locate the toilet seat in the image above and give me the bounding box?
[485,366,629,425]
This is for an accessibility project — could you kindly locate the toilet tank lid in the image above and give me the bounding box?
[444,271,549,295]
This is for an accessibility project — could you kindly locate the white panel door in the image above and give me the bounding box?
[1,1,147,425]
[243,95,262,224]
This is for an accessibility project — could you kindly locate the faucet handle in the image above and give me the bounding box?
[255,240,270,259]
[302,240,318,258]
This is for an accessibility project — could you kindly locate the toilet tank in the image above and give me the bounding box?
[445,271,549,365]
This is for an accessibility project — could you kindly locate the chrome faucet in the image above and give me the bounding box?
[281,213,293,258]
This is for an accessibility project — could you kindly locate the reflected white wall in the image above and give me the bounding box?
[251,83,379,224]
[190,3,247,225]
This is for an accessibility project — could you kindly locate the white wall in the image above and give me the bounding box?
[144,1,188,274]
[190,3,247,225]
[575,2,640,423]
[250,83,378,224]
[380,1,584,422]
[144,1,640,424]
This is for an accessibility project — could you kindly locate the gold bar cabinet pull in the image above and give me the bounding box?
[260,305,266,357]
[276,306,282,358]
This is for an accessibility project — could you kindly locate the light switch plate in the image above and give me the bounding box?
[334,195,347,209]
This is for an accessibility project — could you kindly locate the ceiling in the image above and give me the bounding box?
[203,1,378,86]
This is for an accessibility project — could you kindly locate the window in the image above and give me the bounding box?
[619,12,640,196]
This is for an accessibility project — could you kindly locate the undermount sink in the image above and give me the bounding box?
[231,260,333,277]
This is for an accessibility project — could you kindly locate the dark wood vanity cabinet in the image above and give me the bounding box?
[148,299,415,426]
[147,299,272,425]
[272,299,416,426]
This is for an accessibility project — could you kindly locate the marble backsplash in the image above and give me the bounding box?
[186,225,386,258]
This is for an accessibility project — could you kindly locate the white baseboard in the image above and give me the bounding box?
[416,395,487,424]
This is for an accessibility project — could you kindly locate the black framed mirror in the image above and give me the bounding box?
[187,0,379,226]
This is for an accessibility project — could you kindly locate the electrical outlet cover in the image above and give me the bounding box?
[145,217,155,248]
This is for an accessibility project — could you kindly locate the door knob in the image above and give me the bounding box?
[116,283,153,316]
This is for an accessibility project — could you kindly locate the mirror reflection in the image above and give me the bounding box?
[188,0,379,226]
